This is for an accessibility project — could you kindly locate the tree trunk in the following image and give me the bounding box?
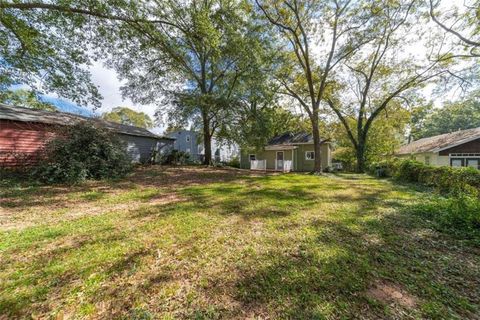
[355,137,366,173]
[311,118,322,173]
[202,112,212,166]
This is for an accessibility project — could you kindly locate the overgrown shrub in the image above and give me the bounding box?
[409,194,480,236]
[225,157,240,168]
[369,159,480,196]
[32,122,132,183]
[367,159,399,177]
[160,149,191,165]
[368,158,480,233]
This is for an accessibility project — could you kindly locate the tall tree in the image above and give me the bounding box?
[255,0,372,172]
[104,0,267,165]
[331,101,410,170]
[102,107,153,129]
[326,1,448,172]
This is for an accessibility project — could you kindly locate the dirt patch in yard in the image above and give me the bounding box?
[366,280,418,308]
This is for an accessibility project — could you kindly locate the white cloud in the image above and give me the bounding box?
[88,61,166,133]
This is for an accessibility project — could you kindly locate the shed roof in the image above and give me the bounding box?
[267,132,330,145]
[397,127,480,155]
[268,132,313,145]
[0,104,174,140]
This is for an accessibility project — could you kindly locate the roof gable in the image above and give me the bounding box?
[397,127,480,155]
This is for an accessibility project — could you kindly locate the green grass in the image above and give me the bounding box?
[0,166,479,319]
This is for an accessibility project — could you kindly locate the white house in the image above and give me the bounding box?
[396,127,480,169]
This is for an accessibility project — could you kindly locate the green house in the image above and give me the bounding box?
[240,132,332,172]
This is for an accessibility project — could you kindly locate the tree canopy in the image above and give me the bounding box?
[102,107,153,129]
[412,92,480,140]
[0,89,55,110]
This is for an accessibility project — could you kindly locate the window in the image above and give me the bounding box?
[467,159,479,169]
[424,156,430,165]
[249,154,256,161]
[186,148,191,154]
[186,135,191,143]
[451,159,463,167]
[467,159,480,169]
[305,151,315,160]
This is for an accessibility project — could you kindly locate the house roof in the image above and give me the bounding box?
[397,127,480,155]
[0,104,174,140]
[267,132,330,145]
[264,145,298,151]
[268,132,313,145]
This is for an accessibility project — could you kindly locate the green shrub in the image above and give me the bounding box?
[409,194,480,236]
[367,160,399,177]
[160,149,190,165]
[369,159,480,197]
[225,157,240,168]
[368,158,480,233]
[32,122,132,183]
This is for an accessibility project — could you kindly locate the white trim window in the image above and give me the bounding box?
[186,135,191,143]
[249,154,256,161]
[305,151,315,160]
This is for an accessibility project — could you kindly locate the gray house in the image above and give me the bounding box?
[0,104,174,165]
[97,119,174,163]
[167,130,203,161]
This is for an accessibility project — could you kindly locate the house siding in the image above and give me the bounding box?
[295,144,331,171]
[167,130,203,161]
[0,119,56,167]
[439,138,480,155]
[118,134,173,164]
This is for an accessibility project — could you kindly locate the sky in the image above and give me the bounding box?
[88,61,159,119]
[41,61,166,134]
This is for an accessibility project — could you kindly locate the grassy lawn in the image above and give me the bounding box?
[1,166,479,319]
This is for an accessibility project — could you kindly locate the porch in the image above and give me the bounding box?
[249,145,296,172]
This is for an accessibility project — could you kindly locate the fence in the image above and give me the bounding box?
[283,160,292,172]
[250,159,267,171]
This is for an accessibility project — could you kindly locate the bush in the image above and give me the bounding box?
[367,159,399,178]
[160,149,190,165]
[32,123,132,184]
[368,158,480,234]
[225,157,240,168]
[369,159,480,197]
[409,194,480,236]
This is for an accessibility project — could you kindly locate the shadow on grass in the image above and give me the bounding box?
[231,203,480,319]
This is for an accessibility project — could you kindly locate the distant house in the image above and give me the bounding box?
[396,127,480,169]
[0,104,174,167]
[166,130,203,161]
[240,132,332,172]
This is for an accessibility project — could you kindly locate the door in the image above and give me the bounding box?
[276,151,284,171]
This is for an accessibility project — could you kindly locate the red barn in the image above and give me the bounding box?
[0,104,174,167]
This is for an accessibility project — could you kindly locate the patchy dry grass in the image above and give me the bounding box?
[0,166,479,319]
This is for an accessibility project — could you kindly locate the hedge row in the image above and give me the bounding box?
[368,159,480,196]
